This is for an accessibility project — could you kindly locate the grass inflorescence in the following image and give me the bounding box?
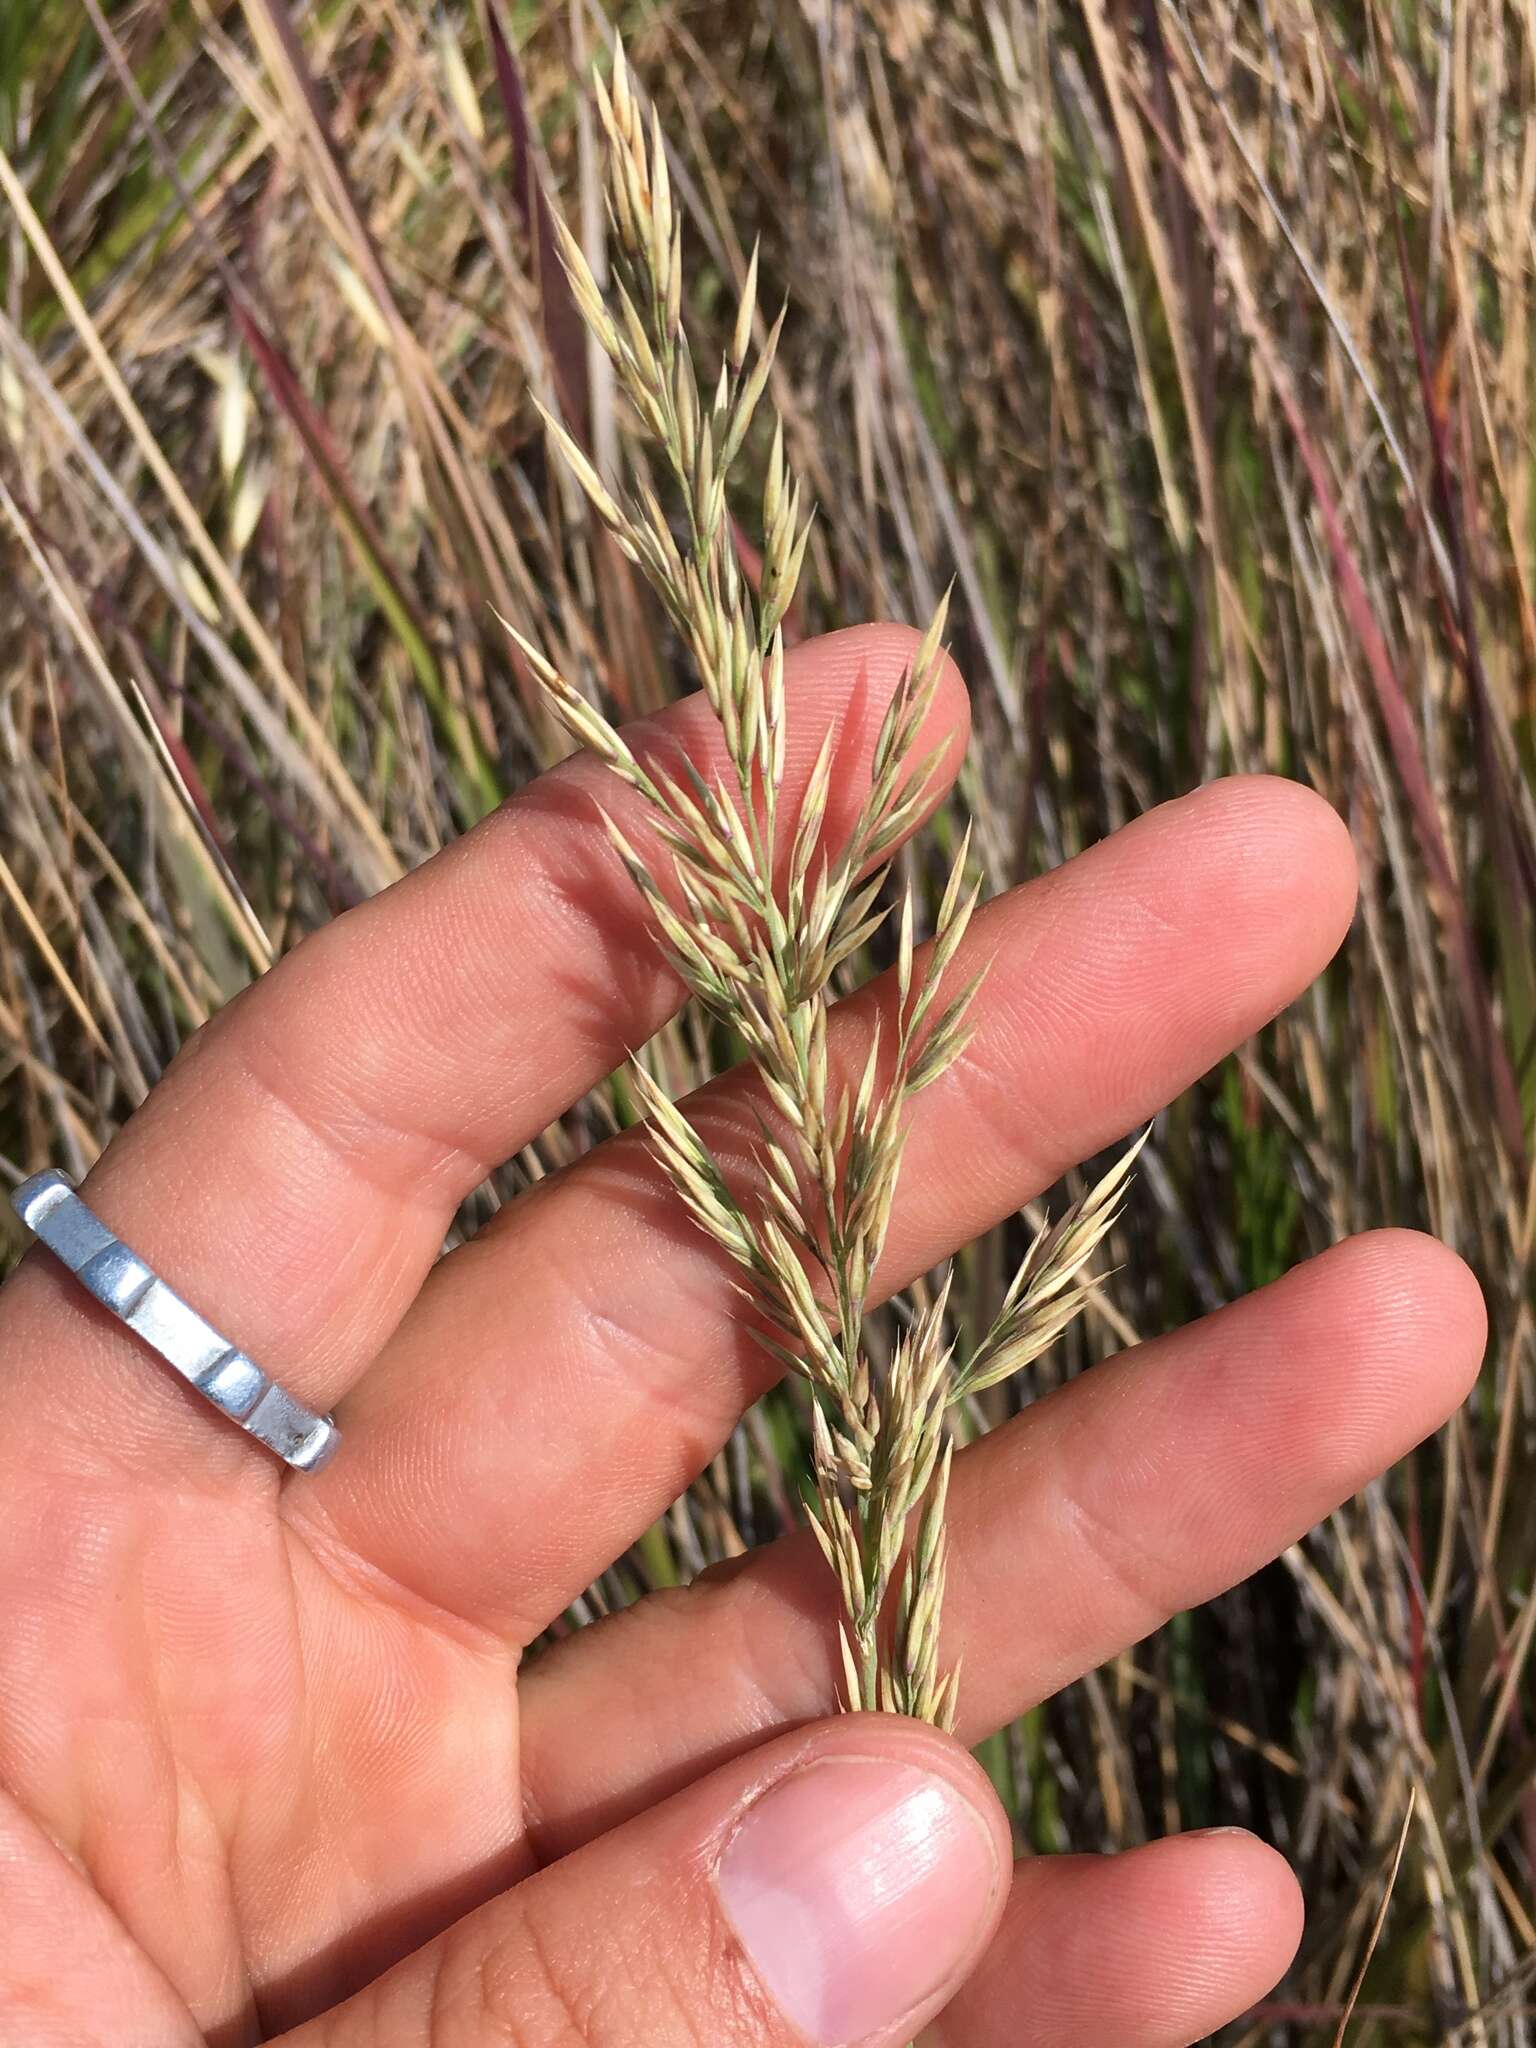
[511,44,1136,1725]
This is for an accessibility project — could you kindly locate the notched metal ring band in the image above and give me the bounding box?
[9,1170,339,1473]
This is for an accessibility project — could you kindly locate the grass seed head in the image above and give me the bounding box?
[512,37,1141,1728]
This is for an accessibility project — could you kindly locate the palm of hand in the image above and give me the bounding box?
[2,1428,520,2037]
[0,629,1483,2048]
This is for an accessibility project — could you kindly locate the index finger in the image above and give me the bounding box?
[0,624,968,1485]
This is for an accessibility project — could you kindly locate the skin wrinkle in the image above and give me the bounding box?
[516,1274,725,1642]
[376,791,669,1131]
[76,1707,222,2025]
[253,1629,522,2027]
[231,962,505,1212]
[89,1036,429,1424]
[470,1892,609,2048]
[305,1407,548,1643]
[191,1539,308,2025]
[1041,1454,1180,1648]
[307,1182,748,1641]
[232,995,499,1211]
[317,1102,788,1635]
[282,1505,514,1665]
[143,1563,247,1955]
[0,1273,288,1494]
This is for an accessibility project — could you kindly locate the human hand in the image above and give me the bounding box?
[0,626,1485,2048]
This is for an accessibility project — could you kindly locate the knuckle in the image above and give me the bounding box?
[439,1883,735,2048]
[469,1901,600,2047]
[691,1563,839,1730]
[1052,1469,1173,1636]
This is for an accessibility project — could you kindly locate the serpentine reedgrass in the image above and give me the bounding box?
[505,43,1140,1729]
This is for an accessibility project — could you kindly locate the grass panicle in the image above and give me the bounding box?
[514,42,1137,1726]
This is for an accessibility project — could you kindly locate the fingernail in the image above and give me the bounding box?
[716,1756,999,2045]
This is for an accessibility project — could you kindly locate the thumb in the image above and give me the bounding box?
[280,1716,1010,2048]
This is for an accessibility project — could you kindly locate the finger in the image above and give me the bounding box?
[301,775,1359,1633]
[274,1716,1010,2048]
[0,626,965,1480]
[515,1228,1485,1853]
[925,1831,1303,2048]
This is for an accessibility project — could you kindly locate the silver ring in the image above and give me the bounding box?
[9,1170,340,1473]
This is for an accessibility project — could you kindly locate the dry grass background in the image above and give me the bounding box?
[0,1,1532,2038]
